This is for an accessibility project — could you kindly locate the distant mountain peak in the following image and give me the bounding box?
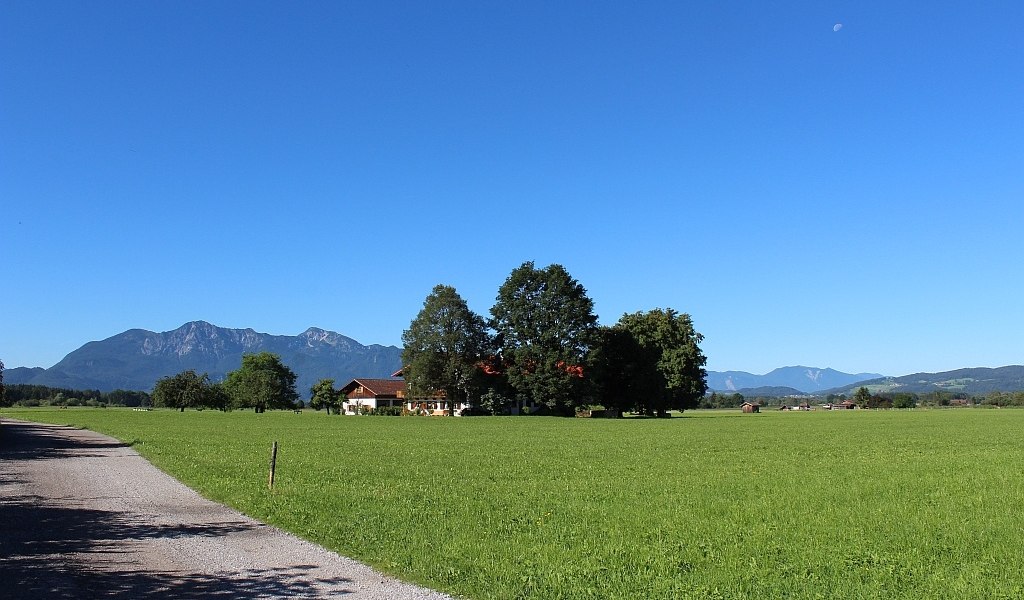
[300,327,357,350]
[302,326,330,340]
[176,320,218,333]
[10,321,402,396]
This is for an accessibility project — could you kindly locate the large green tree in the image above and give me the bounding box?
[616,308,707,417]
[151,369,213,412]
[588,326,645,418]
[402,284,491,416]
[309,378,342,414]
[891,393,917,409]
[852,386,873,408]
[490,261,598,415]
[222,352,299,412]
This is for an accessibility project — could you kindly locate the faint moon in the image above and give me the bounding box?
[833,23,843,32]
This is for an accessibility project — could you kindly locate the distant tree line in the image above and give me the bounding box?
[401,261,708,417]
[978,391,1024,407]
[1,384,151,408]
[701,392,748,409]
[699,388,1024,410]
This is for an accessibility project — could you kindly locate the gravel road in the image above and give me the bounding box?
[0,418,456,599]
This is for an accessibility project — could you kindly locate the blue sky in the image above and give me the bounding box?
[2,1,1021,376]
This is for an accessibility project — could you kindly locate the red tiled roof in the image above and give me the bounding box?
[340,378,406,398]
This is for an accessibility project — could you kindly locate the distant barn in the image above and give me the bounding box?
[741,401,760,413]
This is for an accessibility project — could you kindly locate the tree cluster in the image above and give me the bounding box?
[152,370,225,411]
[402,261,707,417]
[592,309,708,417]
[154,352,299,412]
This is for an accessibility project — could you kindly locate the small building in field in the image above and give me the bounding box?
[837,400,857,410]
[741,401,760,413]
[340,378,406,415]
[339,376,469,416]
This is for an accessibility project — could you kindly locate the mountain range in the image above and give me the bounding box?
[821,366,1024,396]
[6,322,1021,398]
[706,367,885,394]
[5,321,403,397]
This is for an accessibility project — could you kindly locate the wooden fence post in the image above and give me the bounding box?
[268,441,278,489]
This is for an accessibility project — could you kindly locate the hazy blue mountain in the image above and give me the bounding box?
[732,386,808,397]
[3,366,46,385]
[823,365,1024,395]
[707,366,884,394]
[14,321,403,397]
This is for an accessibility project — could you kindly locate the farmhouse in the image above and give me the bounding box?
[339,376,470,416]
[339,378,406,415]
[741,401,760,413]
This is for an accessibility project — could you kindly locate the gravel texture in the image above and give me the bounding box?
[0,418,456,599]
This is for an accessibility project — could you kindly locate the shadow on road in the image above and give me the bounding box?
[0,419,131,461]
[0,420,355,598]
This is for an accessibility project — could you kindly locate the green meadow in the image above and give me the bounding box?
[5,408,1023,599]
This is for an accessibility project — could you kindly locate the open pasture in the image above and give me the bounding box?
[5,408,1023,599]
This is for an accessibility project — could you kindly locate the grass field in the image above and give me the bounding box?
[4,407,1023,599]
